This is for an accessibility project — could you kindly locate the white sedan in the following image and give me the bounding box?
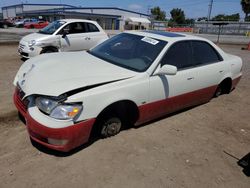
[18,19,108,59]
[13,31,242,152]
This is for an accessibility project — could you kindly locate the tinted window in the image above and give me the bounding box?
[192,41,222,65]
[161,41,193,69]
[87,23,99,32]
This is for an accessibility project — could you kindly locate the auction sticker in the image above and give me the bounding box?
[141,37,159,45]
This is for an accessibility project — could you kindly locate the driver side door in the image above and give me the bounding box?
[59,22,91,51]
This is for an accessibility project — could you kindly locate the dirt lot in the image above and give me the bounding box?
[0,44,249,187]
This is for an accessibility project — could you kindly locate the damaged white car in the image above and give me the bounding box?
[14,31,242,152]
[18,19,108,59]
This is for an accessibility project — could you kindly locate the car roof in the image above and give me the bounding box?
[125,30,207,42]
[59,19,97,24]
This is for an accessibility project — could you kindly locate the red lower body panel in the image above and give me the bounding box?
[26,114,95,152]
[231,76,242,90]
[13,88,95,152]
[137,85,217,124]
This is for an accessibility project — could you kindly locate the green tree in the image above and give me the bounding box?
[151,6,166,21]
[170,8,185,25]
[212,13,240,21]
[241,0,250,21]
[197,17,208,22]
[185,18,195,25]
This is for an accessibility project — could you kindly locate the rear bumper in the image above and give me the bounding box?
[13,89,95,152]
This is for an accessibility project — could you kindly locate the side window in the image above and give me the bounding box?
[192,41,222,65]
[61,22,86,34]
[86,23,99,32]
[161,41,193,70]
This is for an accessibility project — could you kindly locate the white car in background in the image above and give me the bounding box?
[18,19,108,58]
[14,31,242,152]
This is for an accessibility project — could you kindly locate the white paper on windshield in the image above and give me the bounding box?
[141,37,159,45]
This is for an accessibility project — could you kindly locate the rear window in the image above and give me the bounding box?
[87,23,99,32]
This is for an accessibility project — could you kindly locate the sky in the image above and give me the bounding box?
[0,0,244,19]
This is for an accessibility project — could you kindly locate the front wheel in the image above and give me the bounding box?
[100,117,122,138]
[214,85,222,98]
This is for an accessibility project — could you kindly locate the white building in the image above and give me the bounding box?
[2,3,150,30]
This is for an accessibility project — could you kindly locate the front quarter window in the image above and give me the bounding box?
[88,33,167,72]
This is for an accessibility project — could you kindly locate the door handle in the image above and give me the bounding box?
[187,77,194,80]
[219,70,224,73]
[85,37,90,40]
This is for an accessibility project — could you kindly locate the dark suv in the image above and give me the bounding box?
[0,19,14,28]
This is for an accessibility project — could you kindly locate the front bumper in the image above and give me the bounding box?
[18,42,42,59]
[13,88,95,152]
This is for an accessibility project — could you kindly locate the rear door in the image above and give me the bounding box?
[84,22,108,48]
[189,40,226,98]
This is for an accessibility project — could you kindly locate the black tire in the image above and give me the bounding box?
[214,85,222,98]
[30,25,34,29]
[100,116,123,138]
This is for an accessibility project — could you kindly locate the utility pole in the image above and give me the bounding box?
[206,0,214,33]
[207,0,214,21]
[147,5,152,16]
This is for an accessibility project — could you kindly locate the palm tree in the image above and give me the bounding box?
[241,0,250,21]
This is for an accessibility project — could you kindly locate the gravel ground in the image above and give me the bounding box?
[0,44,249,188]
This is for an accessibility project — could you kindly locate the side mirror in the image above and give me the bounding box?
[155,64,177,75]
[62,28,69,38]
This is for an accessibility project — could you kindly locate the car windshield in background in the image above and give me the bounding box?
[39,21,65,35]
[89,33,167,72]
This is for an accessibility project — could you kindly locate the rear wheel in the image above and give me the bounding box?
[214,78,232,98]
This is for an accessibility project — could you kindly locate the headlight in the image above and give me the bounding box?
[50,104,82,120]
[36,97,82,120]
[28,40,36,47]
[36,97,58,114]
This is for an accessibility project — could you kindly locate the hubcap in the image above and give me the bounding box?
[102,118,122,137]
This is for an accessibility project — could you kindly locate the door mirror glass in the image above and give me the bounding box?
[155,64,177,75]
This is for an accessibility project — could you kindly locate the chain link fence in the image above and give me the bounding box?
[150,21,250,36]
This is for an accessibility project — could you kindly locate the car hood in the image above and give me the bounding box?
[14,51,137,97]
[21,32,50,43]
